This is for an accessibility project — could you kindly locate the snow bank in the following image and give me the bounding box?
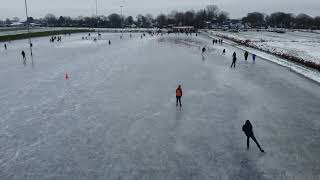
[208,30,320,71]
[205,31,320,83]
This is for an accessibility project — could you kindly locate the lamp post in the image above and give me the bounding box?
[24,0,33,57]
[120,5,124,37]
[95,0,99,37]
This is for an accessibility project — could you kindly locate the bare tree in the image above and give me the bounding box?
[206,5,219,20]
[44,13,57,26]
[217,11,229,24]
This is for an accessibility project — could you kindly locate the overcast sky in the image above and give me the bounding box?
[1,0,319,20]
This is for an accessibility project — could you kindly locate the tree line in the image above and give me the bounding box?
[0,5,228,29]
[242,12,320,29]
[0,5,319,29]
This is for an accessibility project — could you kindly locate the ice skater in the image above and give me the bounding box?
[108,40,111,45]
[21,50,26,64]
[202,47,206,54]
[4,43,7,50]
[176,85,183,107]
[242,120,265,152]
[252,54,256,63]
[213,39,215,45]
[230,52,237,68]
[222,49,226,55]
[244,51,249,61]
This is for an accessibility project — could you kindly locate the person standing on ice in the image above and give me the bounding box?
[231,52,237,68]
[252,54,256,63]
[176,85,183,107]
[4,43,7,50]
[244,51,249,61]
[21,50,26,60]
[202,47,206,54]
[108,40,111,45]
[242,120,265,152]
[21,50,26,64]
[222,49,226,55]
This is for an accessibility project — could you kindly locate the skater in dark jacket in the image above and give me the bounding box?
[244,51,249,61]
[202,47,206,54]
[230,52,237,68]
[252,54,256,63]
[4,43,7,50]
[21,50,26,60]
[242,120,265,152]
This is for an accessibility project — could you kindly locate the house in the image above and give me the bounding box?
[222,19,244,30]
[10,22,25,27]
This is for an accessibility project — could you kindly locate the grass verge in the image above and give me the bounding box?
[0,29,94,42]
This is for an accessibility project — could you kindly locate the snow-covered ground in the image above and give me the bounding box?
[0,33,320,180]
[209,31,320,65]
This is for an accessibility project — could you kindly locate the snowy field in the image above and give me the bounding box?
[1,33,320,179]
[210,31,320,65]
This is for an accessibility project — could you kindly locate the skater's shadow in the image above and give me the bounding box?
[201,54,205,61]
[175,107,183,121]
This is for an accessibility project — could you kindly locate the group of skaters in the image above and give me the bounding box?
[50,36,62,43]
[212,39,223,45]
[175,84,265,153]
[230,51,256,68]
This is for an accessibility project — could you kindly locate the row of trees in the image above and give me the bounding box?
[1,5,319,29]
[0,5,229,29]
[242,12,320,29]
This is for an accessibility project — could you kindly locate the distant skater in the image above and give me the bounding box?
[242,120,265,152]
[252,54,256,63]
[222,49,226,55]
[230,52,237,68]
[176,85,183,107]
[202,47,206,54]
[108,40,111,45]
[21,50,26,64]
[244,51,249,61]
[212,39,215,45]
[4,43,7,50]
[21,50,26,60]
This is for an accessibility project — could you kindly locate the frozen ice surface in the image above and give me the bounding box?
[0,33,320,180]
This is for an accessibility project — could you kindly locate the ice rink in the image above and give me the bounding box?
[0,33,320,179]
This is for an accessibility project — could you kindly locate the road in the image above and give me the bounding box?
[0,33,319,179]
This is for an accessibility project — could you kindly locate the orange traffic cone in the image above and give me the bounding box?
[65,73,69,80]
